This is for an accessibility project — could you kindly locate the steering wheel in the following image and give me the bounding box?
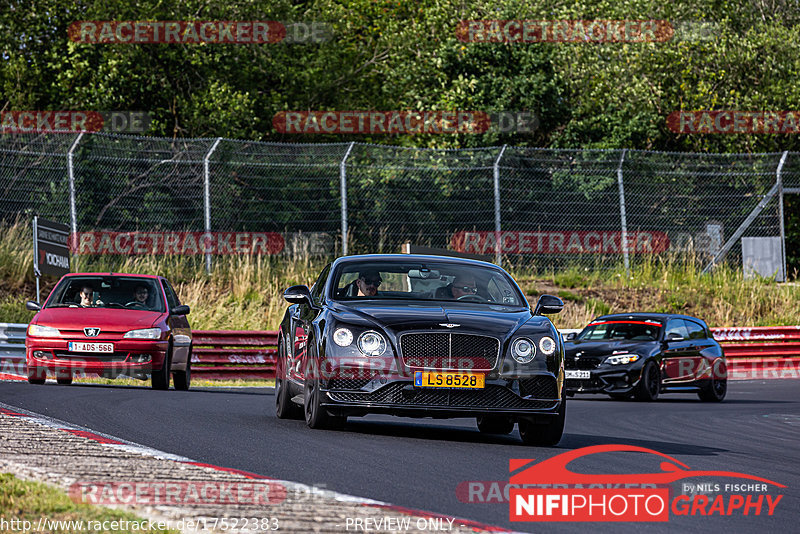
[125,301,146,309]
[457,294,484,302]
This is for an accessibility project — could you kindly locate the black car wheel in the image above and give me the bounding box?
[476,416,515,435]
[518,395,566,447]
[275,333,302,419]
[151,341,171,390]
[634,360,661,401]
[173,346,191,391]
[698,359,727,402]
[56,369,73,385]
[304,357,345,429]
[27,366,46,385]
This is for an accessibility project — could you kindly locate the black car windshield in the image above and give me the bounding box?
[331,261,525,306]
[45,276,165,312]
[578,320,662,341]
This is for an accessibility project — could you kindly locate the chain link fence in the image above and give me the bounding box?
[0,132,794,277]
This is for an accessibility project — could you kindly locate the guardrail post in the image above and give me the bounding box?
[617,149,629,276]
[203,137,222,274]
[67,132,84,271]
[340,142,355,256]
[493,145,507,266]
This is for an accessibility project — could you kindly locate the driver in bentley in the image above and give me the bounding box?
[435,274,478,300]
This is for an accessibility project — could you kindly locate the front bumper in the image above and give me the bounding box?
[565,365,642,394]
[320,375,561,417]
[25,337,169,376]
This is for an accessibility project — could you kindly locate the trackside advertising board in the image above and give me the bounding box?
[34,217,70,277]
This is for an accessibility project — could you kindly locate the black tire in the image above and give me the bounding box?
[698,359,727,402]
[304,358,345,429]
[476,416,515,435]
[56,376,73,385]
[172,347,191,391]
[518,395,566,447]
[275,333,302,419]
[27,366,46,385]
[634,360,661,401]
[151,342,172,390]
[608,392,630,400]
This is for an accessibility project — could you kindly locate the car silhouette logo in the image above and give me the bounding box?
[439,323,460,328]
[509,444,785,487]
[84,327,100,337]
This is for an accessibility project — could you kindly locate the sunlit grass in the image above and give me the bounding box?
[2,221,798,330]
[0,473,176,533]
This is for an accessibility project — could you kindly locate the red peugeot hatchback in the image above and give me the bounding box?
[25,273,192,390]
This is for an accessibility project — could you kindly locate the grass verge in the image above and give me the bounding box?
[0,473,176,533]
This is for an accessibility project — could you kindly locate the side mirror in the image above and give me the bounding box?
[283,285,314,307]
[564,332,577,341]
[534,294,564,315]
[171,304,190,315]
[26,300,41,311]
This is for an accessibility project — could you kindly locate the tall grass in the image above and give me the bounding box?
[1,221,797,329]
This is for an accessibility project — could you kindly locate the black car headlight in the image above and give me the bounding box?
[333,327,354,347]
[538,336,556,356]
[604,353,640,365]
[357,331,386,357]
[511,338,536,363]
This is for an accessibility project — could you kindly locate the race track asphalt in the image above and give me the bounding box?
[0,379,797,533]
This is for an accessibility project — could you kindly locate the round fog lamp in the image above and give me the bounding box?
[539,336,556,356]
[333,328,354,347]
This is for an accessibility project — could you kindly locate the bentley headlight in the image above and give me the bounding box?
[27,324,60,337]
[538,336,556,356]
[511,338,536,363]
[605,353,640,365]
[333,328,354,347]
[357,331,386,357]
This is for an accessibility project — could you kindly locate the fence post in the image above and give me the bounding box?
[778,150,789,282]
[203,137,222,274]
[340,142,355,256]
[616,149,629,276]
[493,145,507,266]
[67,132,84,270]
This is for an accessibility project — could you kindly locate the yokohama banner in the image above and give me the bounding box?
[451,231,670,255]
[72,232,285,255]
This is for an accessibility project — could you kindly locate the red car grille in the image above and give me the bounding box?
[400,333,499,371]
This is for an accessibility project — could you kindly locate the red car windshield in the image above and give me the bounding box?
[578,321,662,341]
[45,276,165,312]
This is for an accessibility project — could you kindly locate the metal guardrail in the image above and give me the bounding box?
[2,325,799,381]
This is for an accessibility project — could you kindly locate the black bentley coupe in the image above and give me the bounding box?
[276,254,567,446]
[564,313,727,402]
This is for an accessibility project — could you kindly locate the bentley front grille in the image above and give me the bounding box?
[400,333,499,371]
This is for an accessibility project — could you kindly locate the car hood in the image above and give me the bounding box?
[330,301,531,337]
[34,307,163,331]
[564,339,658,357]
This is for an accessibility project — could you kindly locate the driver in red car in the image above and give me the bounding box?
[128,285,150,308]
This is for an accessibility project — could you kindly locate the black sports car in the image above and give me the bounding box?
[276,254,567,446]
[563,313,727,402]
